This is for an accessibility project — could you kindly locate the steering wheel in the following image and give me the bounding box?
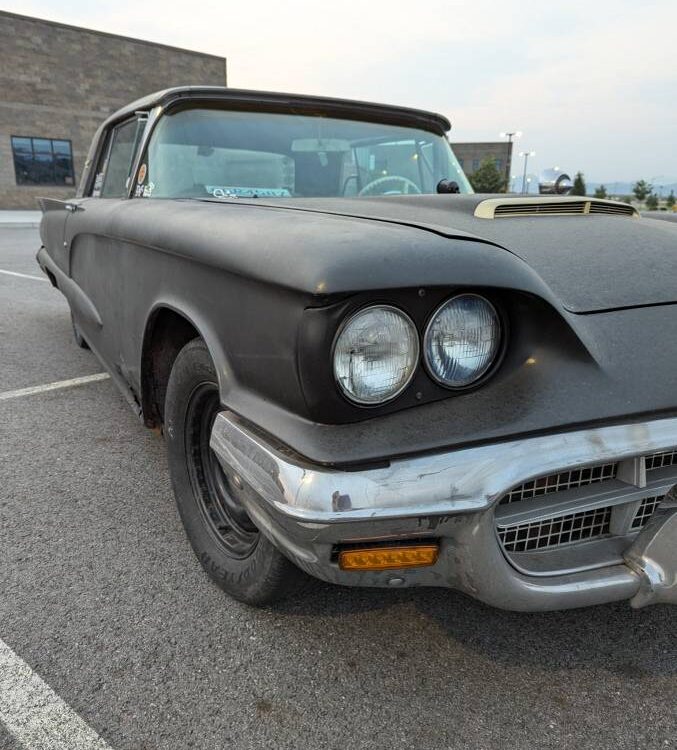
[358,175,422,197]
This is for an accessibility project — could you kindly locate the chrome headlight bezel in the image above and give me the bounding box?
[332,304,420,406]
[422,293,502,390]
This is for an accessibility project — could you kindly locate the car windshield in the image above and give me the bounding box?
[142,107,472,199]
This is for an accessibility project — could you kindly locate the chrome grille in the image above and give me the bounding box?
[499,462,617,505]
[495,446,677,565]
[631,495,664,529]
[498,507,611,553]
[645,450,677,471]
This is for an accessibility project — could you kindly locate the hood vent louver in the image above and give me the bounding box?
[475,197,638,219]
[588,202,636,216]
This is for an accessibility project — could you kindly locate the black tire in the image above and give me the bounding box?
[164,338,306,606]
[71,313,90,349]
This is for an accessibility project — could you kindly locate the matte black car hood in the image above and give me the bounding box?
[228,194,677,314]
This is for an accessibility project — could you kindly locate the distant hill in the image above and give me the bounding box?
[507,178,677,197]
[586,182,677,197]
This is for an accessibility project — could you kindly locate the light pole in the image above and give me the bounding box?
[500,131,521,192]
[519,150,535,194]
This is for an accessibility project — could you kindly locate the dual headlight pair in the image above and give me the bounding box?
[333,293,502,405]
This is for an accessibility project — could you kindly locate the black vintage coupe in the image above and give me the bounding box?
[38,87,677,610]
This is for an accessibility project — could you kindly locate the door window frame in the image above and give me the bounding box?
[90,114,147,198]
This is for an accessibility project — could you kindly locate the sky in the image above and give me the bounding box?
[3,0,676,184]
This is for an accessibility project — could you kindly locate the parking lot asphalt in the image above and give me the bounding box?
[0,226,675,750]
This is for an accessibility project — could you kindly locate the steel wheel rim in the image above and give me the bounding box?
[185,382,259,559]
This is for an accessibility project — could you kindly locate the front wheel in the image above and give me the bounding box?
[164,338,306,605]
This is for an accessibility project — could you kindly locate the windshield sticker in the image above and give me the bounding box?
[137,163,147,184]
[206,186,291,199]
[134,181,154,198]
[92,172,103,198]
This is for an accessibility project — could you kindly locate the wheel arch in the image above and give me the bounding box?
[140,301,232,429]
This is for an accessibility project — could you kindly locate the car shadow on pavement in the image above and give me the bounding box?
[273,581,676,678]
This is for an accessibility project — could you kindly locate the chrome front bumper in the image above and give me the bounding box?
[210,412,677,611]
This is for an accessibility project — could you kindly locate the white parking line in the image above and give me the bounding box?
[0,373,110,402]
[0,269,47,282]
[0,638,114,749]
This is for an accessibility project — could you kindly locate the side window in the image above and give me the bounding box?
[94,118,144,198]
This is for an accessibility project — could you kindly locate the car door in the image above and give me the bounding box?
[64,115,147,401]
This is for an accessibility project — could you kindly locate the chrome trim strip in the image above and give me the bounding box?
[211,412,677,523]
[126,105,163,200]
[506,536,631,577]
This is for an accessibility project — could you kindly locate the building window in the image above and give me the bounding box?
[472,158,480,171]
[11,136,75,186]
[495,159,503,171]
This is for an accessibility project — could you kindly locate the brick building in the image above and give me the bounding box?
[0,11,227,208]
[450,141,513,188]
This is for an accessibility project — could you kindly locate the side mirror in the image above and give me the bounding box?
[436,179,460,194]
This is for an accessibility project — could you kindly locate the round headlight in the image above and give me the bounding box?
[333,305,419,405]
[424,294,501,388]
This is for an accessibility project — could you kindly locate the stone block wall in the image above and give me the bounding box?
[0,11,227,208]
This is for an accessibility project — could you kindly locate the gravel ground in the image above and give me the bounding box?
[0,227,675,750]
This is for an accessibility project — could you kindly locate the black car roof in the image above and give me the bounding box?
[105,86,452,134]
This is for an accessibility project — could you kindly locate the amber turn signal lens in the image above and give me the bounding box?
[338,545,439,571]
